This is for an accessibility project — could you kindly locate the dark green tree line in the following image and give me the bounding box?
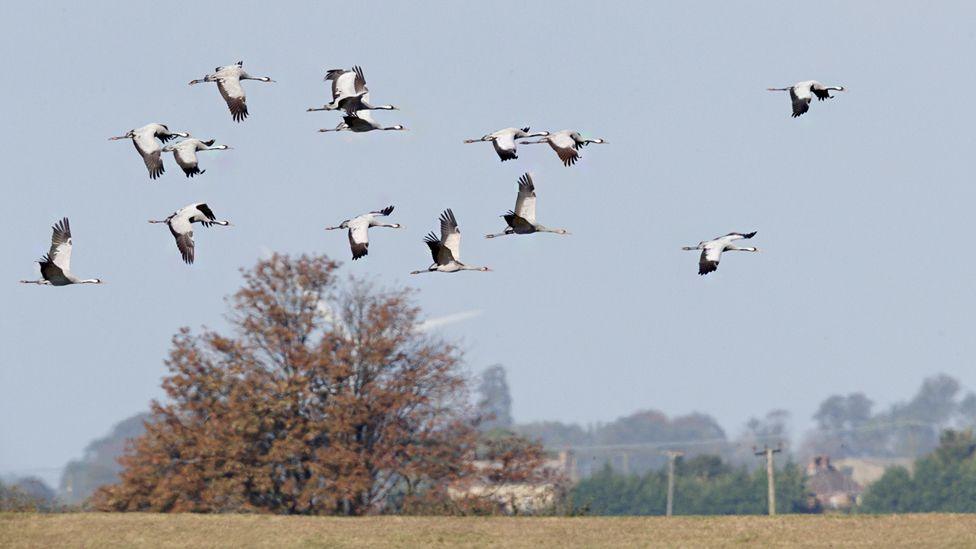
[861,429,976,513]
[571,454,810,515]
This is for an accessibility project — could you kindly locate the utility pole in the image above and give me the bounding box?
[754,445,782,516]
[662,450,683,517]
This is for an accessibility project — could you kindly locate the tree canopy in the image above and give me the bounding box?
[861,429,976,513]
[802,374,976,460]
[94,254,503,515]
[476,365,513,432]
[60,412,150,505]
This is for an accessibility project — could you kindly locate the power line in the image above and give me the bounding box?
[543,418,947,453]
[0,465,66,476]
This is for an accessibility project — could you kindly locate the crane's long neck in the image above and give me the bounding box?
[540,227,570,235]
[352,95,393,111]
[79,279,102,284]
[460,264,489,271]
[212,220,231,227]
[373,222,401,228]
[523,131,548,138]
[519,138,548,145]
[727,246,759,252]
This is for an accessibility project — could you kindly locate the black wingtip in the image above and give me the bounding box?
[699,262,718,275]
[441,208,456,225]
[497,149,518,161]
[53,217,70,234]
[351,243,368,260]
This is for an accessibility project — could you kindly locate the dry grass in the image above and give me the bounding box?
[3,513,976,548]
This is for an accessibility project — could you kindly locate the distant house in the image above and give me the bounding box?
[806,455,862,510]
[448,450,576,514]
[832,457,914,487]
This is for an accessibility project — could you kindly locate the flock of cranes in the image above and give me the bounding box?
[18,61,848,286]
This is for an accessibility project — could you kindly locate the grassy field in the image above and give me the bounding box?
[3,513,976,548]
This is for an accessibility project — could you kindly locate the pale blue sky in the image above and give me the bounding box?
[3,2,976,485]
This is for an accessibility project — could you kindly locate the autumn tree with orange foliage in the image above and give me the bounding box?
[94,254,494,515]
